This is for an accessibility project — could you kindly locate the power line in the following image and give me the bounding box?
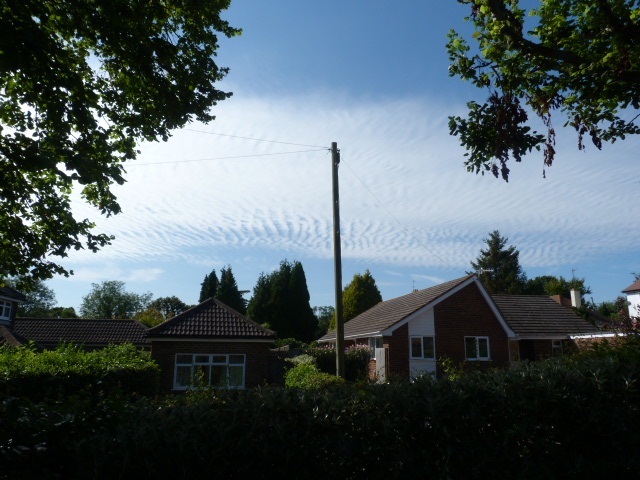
[128,148,327,166]
[183,128,328,149]
[340,154,465,274]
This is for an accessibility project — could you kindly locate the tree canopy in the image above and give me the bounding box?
[1,1,239,280]
[148,296,190,319]
[199,270,219,303]
[524,274,591,297]
[470,230,527,294]
[80,280,152,319]
[343,270,382,322]
[247,260,317,342]
[216,266,247,315]
[447,0,640,181]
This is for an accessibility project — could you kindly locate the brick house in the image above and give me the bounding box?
[147,298,276,390]
[1,287,276,391]
[319,275,604,381]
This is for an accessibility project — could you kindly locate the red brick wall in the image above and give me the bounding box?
[151,341,273,391]
[434,283,510,372]
[386,326,410,380]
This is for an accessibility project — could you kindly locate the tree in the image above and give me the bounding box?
[470,230,527,294]
[447,0,640,181]
[1,1,239,280]
[313,306,335,338]
[80,281,152,319]
[247,260,317,342]
[343,270,382,322]
[216,266,247,315]
[524,275,592,297]
[134,307,166,328]
[148,296,189,320]
[199,270,219,303]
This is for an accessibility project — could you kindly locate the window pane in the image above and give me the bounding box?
[422,337,435,359]
[478,338,489,358]
[176,354,193,364]
[228,365,244,387]
[212,365,227,387]
[175,366,192,387]
[194,355,210,364]
[212,355,227,364]
[228,355,244,365]
[465,337,477,359]
[194,365,211,386]
[411,337,423,358]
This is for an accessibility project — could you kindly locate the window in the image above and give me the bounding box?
[465,336,490,360]
[552,339,563,357]
[410,336,435,359]
[369,337,383,359]
[174,354,245,390]
[0,301,11,321]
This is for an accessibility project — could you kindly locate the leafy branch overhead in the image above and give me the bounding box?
[448,0,640,181]
[0,0,239,279]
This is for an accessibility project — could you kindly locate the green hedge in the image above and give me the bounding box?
[307,344,371,382]
[0,343,159,400]
[2,339,640,479]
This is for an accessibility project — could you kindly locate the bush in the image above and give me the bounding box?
[284,363,344,389]
[306,344,371,382]
[0,343,159,400]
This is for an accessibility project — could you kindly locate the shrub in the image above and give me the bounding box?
[306,344,371,382]
[284,363,344,389]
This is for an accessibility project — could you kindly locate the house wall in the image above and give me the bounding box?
[434,283,510,373]
[151,341,273,391]
[407,307,437,378]
[386,324,410,380]
[628,292,640,318]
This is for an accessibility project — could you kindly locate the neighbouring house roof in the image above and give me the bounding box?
[623,279,640,294]
[10,318,150,348]
[147,298,276,340]
[491,295,601,338]
[319,275,476,342]
[0,325,29,347]
[0,286,26,302]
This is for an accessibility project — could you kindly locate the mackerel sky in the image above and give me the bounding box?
[50,1,640,312]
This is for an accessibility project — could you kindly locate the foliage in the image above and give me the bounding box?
[313,305,335,337]
[216,266,247,315]
[0,343,159,400]
[4,276,56,316]
[342,270,382,323]
[247,260,317,342]
[0,1,239,280]
[199,269,219,303]
[80,280,152,319]
[274,337,308,349]
[284,363,344,390]
[307,344,371,382]
[469,230,527,294]
[148,296,189,319]
[448,0,640,181]
[133,307,165,328]
[525,274,591,297]
[3,341,640,478]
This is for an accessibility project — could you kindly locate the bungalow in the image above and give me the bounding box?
[319,275,604,381]
[0,287,276,391]
[623,278,640,318]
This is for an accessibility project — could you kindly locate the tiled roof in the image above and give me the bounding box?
[319,275,475,342]
[147,298,276,339]
[12,318,150,347]
[491,295,600,337]
[0,326,28,347]
[0,286,26,302]
[623,279,640,294]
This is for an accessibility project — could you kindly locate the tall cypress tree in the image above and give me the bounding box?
[289,261,317,342]
[342,270,383,322]
[470,230,527,294]
[216,266,246,315]
[199,269,219,303]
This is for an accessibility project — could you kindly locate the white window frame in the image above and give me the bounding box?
[368,337,383,359]
[410,336,436,360]
[173,353,246,390]
[0,301,11,321]
[465,336,490,361]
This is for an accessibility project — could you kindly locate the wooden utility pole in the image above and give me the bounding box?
[332,142,345,379]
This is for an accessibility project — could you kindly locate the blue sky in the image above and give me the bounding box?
[48,1,639,313]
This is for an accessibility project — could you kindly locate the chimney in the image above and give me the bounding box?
[570,289,582,309]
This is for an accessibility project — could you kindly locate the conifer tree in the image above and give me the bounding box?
[216,266,247,315]
[199,270,219,303]
[470,230,527,294]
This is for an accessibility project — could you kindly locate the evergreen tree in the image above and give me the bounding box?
[216,266,247,315]
[247,260,315,341]
[199,269,219,303]
[343,270,382,322]
[470,230,527,294]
